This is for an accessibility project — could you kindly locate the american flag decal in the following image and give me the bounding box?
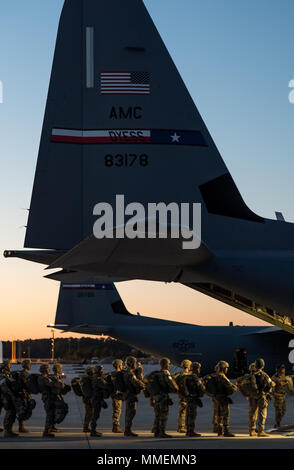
[100,72,150,95]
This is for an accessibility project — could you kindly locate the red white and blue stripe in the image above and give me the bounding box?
[51,129,207,146]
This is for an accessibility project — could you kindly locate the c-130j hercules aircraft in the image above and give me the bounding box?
[4,0,294,334]
[52,282,294,376]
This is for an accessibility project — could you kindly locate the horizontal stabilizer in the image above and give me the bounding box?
[47,229,213,282]
[52,324,113,334]
[3,250,65,265]
[45,269,129,283]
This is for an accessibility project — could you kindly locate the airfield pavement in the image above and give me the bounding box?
[1,363,294,450]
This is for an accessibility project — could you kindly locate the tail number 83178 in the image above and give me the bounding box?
[104,153,149,167]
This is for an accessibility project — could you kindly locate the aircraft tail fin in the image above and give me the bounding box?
[24,0,263,253]
[54,282,132,331]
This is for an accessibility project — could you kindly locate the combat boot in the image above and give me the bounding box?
[249,430,257,436]
[258,431,270,437]
[177,427,186,433]
[3,430,19,438]
[223,428,235,437]
[83,427,91,432]
[90,430,103,437]
[186,431,201,437]
[49,426,60,433]
[124,430,138,437]
[112,424,123,433]
[19,421,29,433]
[42,431,55,438]
[217,426,223,436]
[158,432,173,438]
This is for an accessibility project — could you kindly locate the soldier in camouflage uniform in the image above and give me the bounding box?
[211,360,237,437]
[184,362,205,437]
[81,366,95,432]
[211,363,220,433]
[109,359,124,433]
[248,358,273,437]
[38,364,56,438]
[17,359,32,433]
[123,356,145,437]
[90,365,109,437]
[271,364,288,429]
[0,360,18,438]
[153,358,179,438]
[49,363,71,433]
[174,359,191,433]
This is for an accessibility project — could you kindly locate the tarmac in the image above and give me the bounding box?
[1,364,294,449]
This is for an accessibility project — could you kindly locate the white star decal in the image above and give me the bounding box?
[171,132,181,143]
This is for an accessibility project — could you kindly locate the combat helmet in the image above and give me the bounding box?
[255,358,265,370]
[159,357,170,369]
[216,360,229,372]
[94,365,104,375]
[21,359,31,370]
[181,359,192,369]
[125,356,137,368]
[249,362,256,371]
[112,359,123,369]
[39,363,50,374]
[191,362,201,372]
[85,366,95,375]
[53,363,62,374]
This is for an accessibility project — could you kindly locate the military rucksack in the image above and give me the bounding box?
[54,399,69,424]
[80,375,94,398]
[144,371,162,397]
[106,371,126,394]
[236,373,257,397]
[203,374,218,396]
[26,374,42,395]
[174,373,187,395]
[15,397,36,421]
[71,377,83,397]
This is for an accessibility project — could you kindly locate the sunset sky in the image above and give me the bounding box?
[1,0,294,341]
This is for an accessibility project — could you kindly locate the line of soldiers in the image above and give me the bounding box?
[1,356,293,438]
[0,359,70,438]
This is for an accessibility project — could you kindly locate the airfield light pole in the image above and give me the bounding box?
[51,329,55,362]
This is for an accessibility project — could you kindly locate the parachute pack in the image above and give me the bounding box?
[236,373,257,397]
[26,374,42,395]
[71,377,83,397]
[106,371,126,395]
[54,399,69,424]
[144,371,161,397]
[203,374,218,397]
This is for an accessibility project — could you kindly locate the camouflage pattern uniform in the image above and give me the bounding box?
[184,362,205,437]
[153,358,178,438]
[38,364,57,438]
[271,365,288,428]
[109,359,124,433]
[90,365,109,437]
[174,359,191,432]
[123,356,145,437]
[211,361,237,437]
[248,358,273,437]
[80,366,95,432]
[211,363,220,433]
[49,363,70,433]
[16,359,32,433]
[0,360,18,438]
